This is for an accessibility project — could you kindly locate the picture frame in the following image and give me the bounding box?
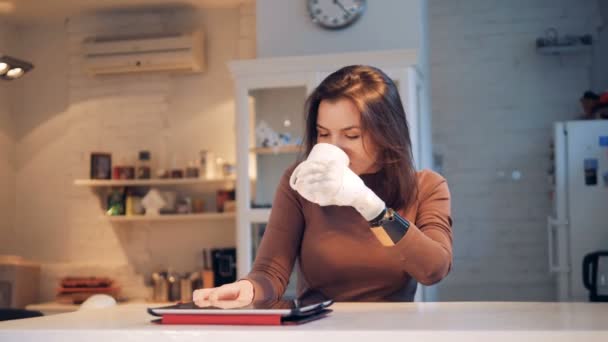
[90,152,112,179]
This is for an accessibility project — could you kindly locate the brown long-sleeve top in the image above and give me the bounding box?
[244,165,453,302]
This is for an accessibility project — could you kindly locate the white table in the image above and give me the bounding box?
[1,302,607,342]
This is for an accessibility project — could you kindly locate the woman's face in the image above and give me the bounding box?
[316,98,380,175]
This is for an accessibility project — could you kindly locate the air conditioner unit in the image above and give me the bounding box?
[83,31,205,76]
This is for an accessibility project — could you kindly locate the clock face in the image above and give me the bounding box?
[307,0,366,30]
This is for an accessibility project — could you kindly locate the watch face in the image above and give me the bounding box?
[307,0,366,30]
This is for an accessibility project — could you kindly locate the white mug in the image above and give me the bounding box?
[289,143,349,191]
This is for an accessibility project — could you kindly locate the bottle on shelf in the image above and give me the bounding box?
[106,188,126,216]
[204,151,216,179]
[137,151,151,179]
[199,150,209,179]
[215,157,224,179]
[125,189,144,216]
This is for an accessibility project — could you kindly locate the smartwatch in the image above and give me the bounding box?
[368,208,410,243]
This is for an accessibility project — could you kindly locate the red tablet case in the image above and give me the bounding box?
[156,309,331,326]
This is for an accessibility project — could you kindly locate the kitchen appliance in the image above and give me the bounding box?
[582,251,608,302]
[548,120,608,301]
[211,248,236,286]
[0,255,40,308]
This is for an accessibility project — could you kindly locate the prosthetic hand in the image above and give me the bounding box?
[289,143,385,221]
[289,143,410,245]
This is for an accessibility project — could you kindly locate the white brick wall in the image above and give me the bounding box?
[430,0,602,300]
[0,22,18,256]
[7,8,254,301]
[238,2,256,59]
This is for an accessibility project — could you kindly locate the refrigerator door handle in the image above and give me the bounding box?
[547,216,557,272]
[547,216,569,273]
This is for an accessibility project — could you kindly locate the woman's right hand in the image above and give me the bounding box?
[192,280,254,309]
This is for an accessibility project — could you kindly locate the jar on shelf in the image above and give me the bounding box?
[113,156,135,180]
[185,161,199,178]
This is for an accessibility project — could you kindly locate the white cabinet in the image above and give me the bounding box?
[228,49,427,280]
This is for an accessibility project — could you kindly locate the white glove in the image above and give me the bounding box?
[289,158,385,221]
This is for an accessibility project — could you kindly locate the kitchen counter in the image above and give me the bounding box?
[25,300,176,315]
[24,301,80,315]
[1,302,607,342]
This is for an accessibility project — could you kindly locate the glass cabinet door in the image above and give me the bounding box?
[249,86,308,206]
[246,85,309,298]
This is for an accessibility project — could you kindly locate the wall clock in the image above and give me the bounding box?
[307,0,367,30]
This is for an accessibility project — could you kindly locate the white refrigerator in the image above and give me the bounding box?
[549,120,608,301]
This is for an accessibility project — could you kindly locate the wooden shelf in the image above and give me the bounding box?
[105,212,236,222]
[250,145,302,155]
[74,177,236,187]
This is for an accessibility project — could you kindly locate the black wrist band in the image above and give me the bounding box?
[368,208,387,227]
[369,208,411,244]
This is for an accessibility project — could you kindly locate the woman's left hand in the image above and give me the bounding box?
[289,159,385,221]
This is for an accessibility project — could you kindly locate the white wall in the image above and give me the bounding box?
[430,0,600,300]
[0,22,18,256]
[9,6,254,301]
[592,0,608,91]
[253,0,424,204]
[256,0,420,58]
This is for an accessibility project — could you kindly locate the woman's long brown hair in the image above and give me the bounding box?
[301,65,418,211]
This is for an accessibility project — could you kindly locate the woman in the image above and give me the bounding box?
[194,65,453,307]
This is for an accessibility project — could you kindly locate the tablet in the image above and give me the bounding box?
[148,298,333,317]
